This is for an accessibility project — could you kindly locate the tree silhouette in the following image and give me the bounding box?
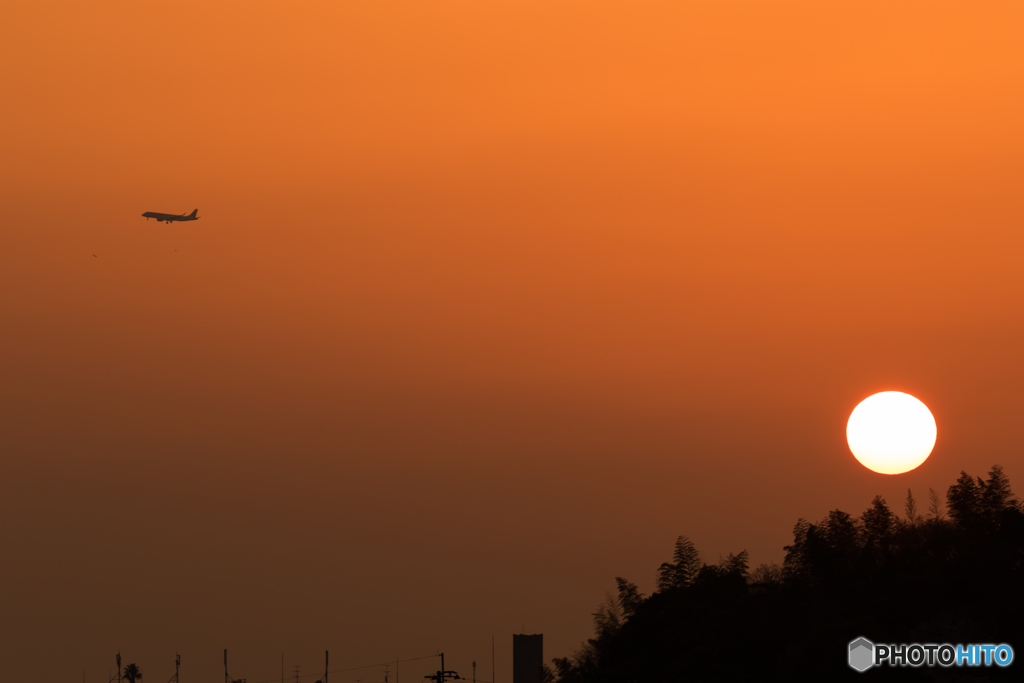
[590,592,622,639]
[655,535,701,591]
[551,465,1024,681]
[781,517,811,581]
[903,488,919,525]
[719,549,749,577]
[948,470,982,525]
[614,576,644,620]
[862,495,894,541]
[983,464,1017,515]
[122,664,142,683]
[748,561,783,588]
[927,487,946,520]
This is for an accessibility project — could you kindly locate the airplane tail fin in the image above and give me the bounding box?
[189,209,198,218]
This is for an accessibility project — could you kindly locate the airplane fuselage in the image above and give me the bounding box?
[142,209,200,223]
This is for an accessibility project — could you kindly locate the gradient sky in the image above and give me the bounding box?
[3,1,1024,681]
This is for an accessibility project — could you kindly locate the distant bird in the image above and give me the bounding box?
[93,254,98,257]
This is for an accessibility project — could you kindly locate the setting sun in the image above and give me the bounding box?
[847,391,937,475]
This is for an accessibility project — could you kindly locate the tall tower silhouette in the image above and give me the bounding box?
[512,634,542,683]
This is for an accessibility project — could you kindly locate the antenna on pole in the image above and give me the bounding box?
[224,650,246,683]
[168,653,180,683]
[423,652,460,683]
[315,652,328,683]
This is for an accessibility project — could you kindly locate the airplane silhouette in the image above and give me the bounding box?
[142,209,199,223]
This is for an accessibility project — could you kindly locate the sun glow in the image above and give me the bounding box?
[846,391,937,475]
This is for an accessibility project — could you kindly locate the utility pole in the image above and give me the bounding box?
[423,652,460,683]
[117,652,122,683]
[325,650,328,683]
[472,662,476,683]
[172,653,180,683]
[224,650,246,683]
[293,664,301,683]
[384,664,389,683]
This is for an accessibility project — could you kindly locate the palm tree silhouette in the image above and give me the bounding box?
[123,663,142,683]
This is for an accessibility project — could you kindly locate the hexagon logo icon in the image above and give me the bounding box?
[849,637,874,672]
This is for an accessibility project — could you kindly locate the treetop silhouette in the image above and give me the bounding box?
[552,465,1024,681]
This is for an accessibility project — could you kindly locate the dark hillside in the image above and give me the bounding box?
[552,466,1024,681]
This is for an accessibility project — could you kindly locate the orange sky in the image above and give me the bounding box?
[3,1,1024,681]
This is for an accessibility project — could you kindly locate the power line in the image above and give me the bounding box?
[248,654,441,683]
